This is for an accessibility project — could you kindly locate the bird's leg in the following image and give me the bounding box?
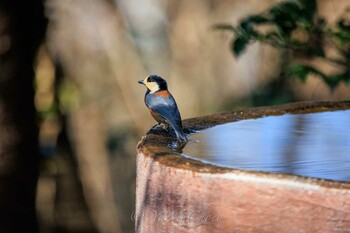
[161,123,171,131]
[147,122,170,135]
[151,122,166,130]
[151,123,160,129]
[148,122,166,132]
[147,124,160,134]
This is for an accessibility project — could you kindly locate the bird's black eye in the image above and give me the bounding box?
[147,77,151,82]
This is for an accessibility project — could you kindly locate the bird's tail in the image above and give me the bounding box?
[171,121,188,142]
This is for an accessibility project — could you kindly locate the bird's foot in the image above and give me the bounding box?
[147,123,170,135]
[150,123,168,130]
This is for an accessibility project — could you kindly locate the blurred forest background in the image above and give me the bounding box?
[0,0,349,233]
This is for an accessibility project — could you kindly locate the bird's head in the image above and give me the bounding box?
[138,75,168,93]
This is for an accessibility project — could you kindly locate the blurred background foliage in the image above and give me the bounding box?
[29,0,350,232]
[216,0,350,106]
[1,0,350,233]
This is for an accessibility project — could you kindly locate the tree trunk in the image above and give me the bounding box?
[0,1,46,232]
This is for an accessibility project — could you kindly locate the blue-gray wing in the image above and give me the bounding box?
[146,94,186,140]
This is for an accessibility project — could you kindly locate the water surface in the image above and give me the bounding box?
[183,110,350,182]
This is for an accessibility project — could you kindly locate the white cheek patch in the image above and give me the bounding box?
[146,82,160,93]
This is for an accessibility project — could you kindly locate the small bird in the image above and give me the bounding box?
[138,75,187,142]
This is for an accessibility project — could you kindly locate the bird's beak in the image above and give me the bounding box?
[138,80,144,85]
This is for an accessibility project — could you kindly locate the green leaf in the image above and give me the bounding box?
[232,37,249,57]
[343,72,350,82]
[326,72,350,89]
[212,24,235,32]
[337,19,350,32]
[289,64,310,81]
[267,0,316,35]
[245,15,270,24]
[301,0,317,21]
[288,64,324,82]
[269,1,302,20]
[323,76,340,90]
[269,1,301,14]
[289,65,350,90]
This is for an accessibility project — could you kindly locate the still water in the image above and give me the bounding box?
[183,110,350,182]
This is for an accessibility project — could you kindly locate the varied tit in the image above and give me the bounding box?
[138,75,187,142]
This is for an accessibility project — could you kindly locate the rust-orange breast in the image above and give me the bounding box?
[154,90,171,98]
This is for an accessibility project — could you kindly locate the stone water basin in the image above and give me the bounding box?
[184,109,350,182]
[136,101,350,233]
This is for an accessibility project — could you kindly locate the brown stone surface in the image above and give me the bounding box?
[136,101,350,233]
